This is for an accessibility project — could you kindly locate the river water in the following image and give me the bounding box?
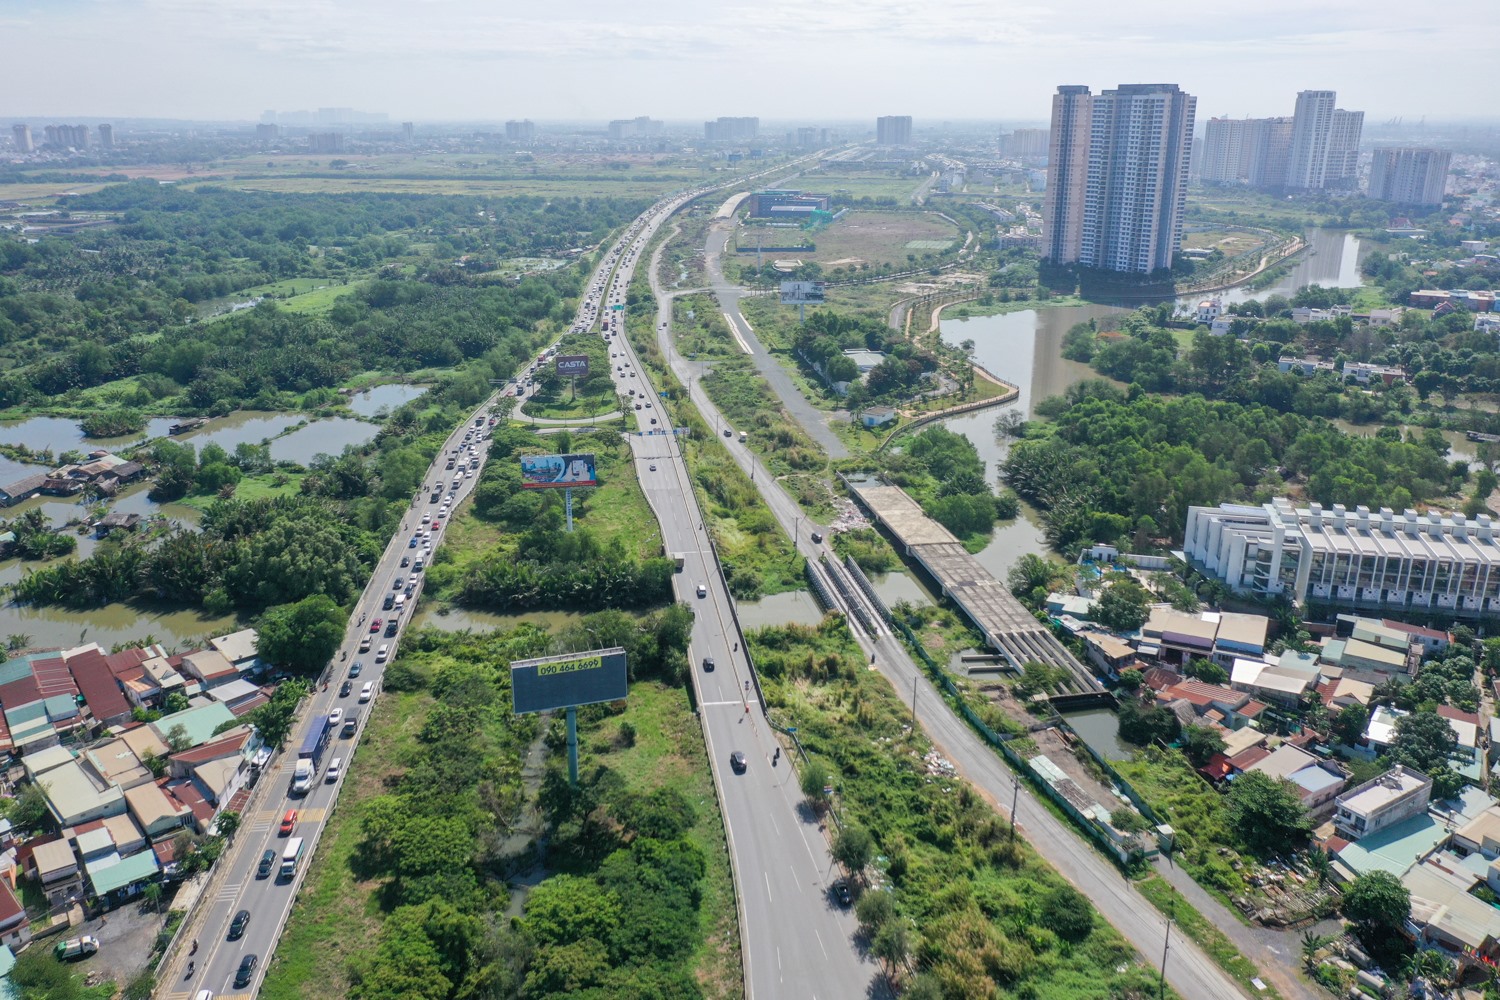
[928,225,1372,584]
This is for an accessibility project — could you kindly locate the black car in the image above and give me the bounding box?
[400,556,409,567]
[234,954,258,988]
[382,594,394,610]
[339,680,353,697]
[730,751,747,773]
[702,657,715,672]
[831,878,853,908]
[228,909,250,940]
[256,849,276,879]
[385,620,398,637]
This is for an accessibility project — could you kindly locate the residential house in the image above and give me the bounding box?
[33,757,126,827]
[87,851,160,909]
[1211,613,1270,667]
[1318,676,1376,710]
[1343,362,1407,386]
[0,473,48,507]
[1155,680,1266,730]
[1367,307,1405,328]
[1364,704,1407,752]
[1142,608,1218,665]
[150,702,235,750]
[1452,803,1500,860]
[1334,765,1433,840]
[1243,743,1347,814]
[0,879,30,950]
[94,511,140,535]
[1402,856,1500,966]
[82,739,153,791]
[28,837,83,908]
[64,644,134,729]
[208,629,259,675]
[1278,356,1338,376]
[124,782,191,839]
[179,649,237,690]
[1230,657,1318,706]
[859,406,897,429]
[1046,592,1098,620]
[1082,633,1138,677]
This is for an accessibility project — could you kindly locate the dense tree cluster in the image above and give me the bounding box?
[351,623,706,1000]
[883,426,1018,542]
[0,184,646,411]
[1004,384,1456,552]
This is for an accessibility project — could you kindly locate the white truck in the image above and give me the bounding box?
[55,935,100,960]
[280,836,305,879]
[290,758,313,796]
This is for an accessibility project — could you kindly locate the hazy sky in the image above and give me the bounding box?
[3,0,1488,124]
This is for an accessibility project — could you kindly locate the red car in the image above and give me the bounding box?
[369,618,383,633]
[279,809,297,836]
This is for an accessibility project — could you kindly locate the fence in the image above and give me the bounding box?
[891,617,1139,868]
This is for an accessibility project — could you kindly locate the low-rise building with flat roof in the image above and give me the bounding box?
[124,782,191,839]
[1334,764,1432,840]
[35,758,126,827]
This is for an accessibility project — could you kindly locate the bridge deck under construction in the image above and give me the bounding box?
[846,478,1099,691]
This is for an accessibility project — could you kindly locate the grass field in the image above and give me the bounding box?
[1179,228,1268,257]
[178,472,307,510]
[731,210,960,272]
[799,169,929,202]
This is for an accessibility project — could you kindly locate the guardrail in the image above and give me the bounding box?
[842,554,891,624]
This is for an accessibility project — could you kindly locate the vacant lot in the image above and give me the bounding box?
[733,210,959,270]
[1180,227,1270,258]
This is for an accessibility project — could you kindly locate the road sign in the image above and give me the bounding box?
[511,647,629,714]
[780,280,825,305]
[555,354,590,377]
[612,304,625,311]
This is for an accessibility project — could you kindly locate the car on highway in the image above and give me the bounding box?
[421,512,431,524]
[349,661,363,678]
[342,714,358,737]
[234,955,258,989]
[326,757,343,782]
[279,810,297,836]
[194,990,213,1000]
[385,619,398,637]
[697,582,707,598]
[357,635,371,652]
[328,708,343,729]
[375,644,389,663]
[256,849,276,879]
[831,879,853,907]
[369,618,382,633]
[650,418,657,425]
[702,656,714,672]
[400,555,409,567]
[339,680,353,698]
[392,576,405,590]
[649,463,656,471]
[361,681,375,701]
[730,751,747,773]
[228,909,250,940]
[407,537,417,548]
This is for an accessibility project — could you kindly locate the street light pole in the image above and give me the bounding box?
[911,674,918,725]
[1010,773,1020,842]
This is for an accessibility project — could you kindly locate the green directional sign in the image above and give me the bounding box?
[612,304,625,311]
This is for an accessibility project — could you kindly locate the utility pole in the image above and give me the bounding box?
[911,674,918,725]
[1010,773,1021,842]
[1159,907,1173,1000]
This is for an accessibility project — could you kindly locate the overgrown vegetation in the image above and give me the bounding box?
[752,616,1172,998]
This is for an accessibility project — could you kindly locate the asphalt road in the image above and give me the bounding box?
[646,217,1262,1000]
[599,194,888,1000]
[162,394,505,1000]
[159,152,862,1000]
[700,224,851,460]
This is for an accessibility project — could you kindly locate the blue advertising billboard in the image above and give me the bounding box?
[520,453,598,490]
[511,647,629,714]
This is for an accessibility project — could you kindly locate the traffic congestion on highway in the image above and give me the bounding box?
[168,404,505,998]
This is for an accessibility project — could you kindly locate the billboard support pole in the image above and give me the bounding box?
[798,301,805,324]
[565,488,574,532]
[566,707,580,786]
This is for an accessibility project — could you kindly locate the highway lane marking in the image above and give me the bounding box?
[764,871,774,902]
[721,312,752,354]
[700,699,743,707]
[814,927,828,959]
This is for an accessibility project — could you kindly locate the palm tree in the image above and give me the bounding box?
[1300,930,1330,972]
[6,634,32,652]
[1008,553,1069,603]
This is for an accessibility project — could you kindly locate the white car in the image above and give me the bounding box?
[360,681,375,701]
[325,757,343,783]
[328,708,343,729]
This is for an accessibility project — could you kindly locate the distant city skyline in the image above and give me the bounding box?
[0,0,1492,122]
